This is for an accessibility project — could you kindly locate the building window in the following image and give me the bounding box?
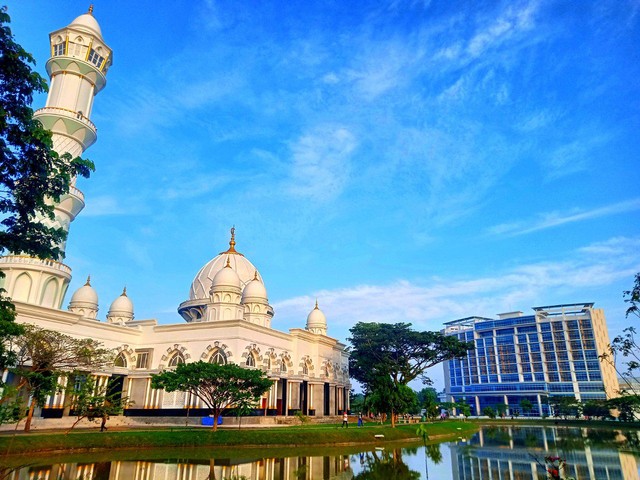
[302,363,308,375]
[210,349,227,365]
[135,350,151,369]
[114,353,127,368]
[246,354,255,367]
[53,43,65,56]
[168,352,185,367]
[280,361,287,373]
[88,49,104,68]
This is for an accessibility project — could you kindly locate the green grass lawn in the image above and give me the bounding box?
[0,420,478,457]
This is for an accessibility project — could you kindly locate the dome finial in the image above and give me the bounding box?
[219,225,244,256]
[88,4,94,15]
[225,256,231,268]
[122,286,127,296]
[254,270,258,280]
[85,275,91,286]
[315,298,319,310]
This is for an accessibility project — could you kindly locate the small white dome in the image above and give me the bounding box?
[69,10,103,39]
[242,272,268,302]
[306,301,327,329]
[69,276,98,306]
[211,258,241,290]
[108,287,134,316]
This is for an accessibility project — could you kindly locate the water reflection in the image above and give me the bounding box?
[2,426,639,480]
[450,425,640,480]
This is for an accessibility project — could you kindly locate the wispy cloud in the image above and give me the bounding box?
[286,125,358,202]
[82,195,139,217]
[488,198,640,236]
[274,235,640,341]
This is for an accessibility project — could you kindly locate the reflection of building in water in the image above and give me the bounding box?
[0,8,350,426]
[448,426,637,480]
[443,304,618,416]
[5,454,354,480]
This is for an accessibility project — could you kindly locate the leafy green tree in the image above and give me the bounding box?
[519,399,533,417]
[582,400,610,420]
[12,325,112,432]
[483,406,496,419]
[349,322,472,427]
[455,400,471,418]
[416,387,439,420]
[495,403,507,417]
[151,361,272,431]
[349,322,473,387]
[66,374,129,433]
[549,396,581,419]
[366,377,418,426]
[607,395,640,422]
[599,273,640,395]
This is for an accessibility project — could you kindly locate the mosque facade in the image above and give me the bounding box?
[0,9,350,423]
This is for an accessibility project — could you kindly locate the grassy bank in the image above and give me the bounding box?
[0,421,477,457]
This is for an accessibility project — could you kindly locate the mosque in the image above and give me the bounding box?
[0,8,350,422]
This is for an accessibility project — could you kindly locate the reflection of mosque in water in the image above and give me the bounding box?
[449,426,639,480]
[3,454,354,480]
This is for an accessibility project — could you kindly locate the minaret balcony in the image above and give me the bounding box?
[0,255,72,276]
[34,107,97,150]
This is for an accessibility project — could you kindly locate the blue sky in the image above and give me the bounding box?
[7,0,640,389]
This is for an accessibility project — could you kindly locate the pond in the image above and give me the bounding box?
[1,425,639,479]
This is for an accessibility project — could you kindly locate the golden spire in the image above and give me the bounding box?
[225,257,231,268]
[88,4,94,15]
[315,299,319,310]
[253,270,258,280]
[85,275,91,286]
[219,226,244,256]
[122,286,127,296]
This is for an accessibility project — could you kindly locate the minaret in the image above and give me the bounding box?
[0,7,112,309]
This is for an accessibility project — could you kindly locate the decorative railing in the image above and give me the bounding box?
[34,107,97,132]
[0,255,71,274]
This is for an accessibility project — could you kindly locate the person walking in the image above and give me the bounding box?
[357,412,363,427]
[342,411,349,428]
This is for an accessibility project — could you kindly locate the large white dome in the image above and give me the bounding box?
[189,229,263,301]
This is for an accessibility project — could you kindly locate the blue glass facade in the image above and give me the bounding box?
[442,303,617,416]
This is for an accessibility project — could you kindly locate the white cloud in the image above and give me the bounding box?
[273,235,640,343]
[286,125,358,202]
[487,198,640,236]
[82,195,135,217]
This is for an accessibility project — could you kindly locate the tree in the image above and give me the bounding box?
[12,325,113,431]
[349,322,472,427]
[151,361,272,431]
[483,406,496,419]
[66,374,129,433]
[606,395,640,422]
[582,400,610,420]
[417,387,439,421]
[349,322,473,387]
[0,7,94,260]
[519,399,533,417]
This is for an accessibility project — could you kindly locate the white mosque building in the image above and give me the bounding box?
[0,8,350,423]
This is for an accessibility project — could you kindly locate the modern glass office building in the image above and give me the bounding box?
[443,303,619,416]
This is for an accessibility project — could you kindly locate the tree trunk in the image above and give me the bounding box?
[391,408,396,428]
[24,397,37,432]
[212,414,218,431]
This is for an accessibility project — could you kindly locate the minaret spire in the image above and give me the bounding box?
[219,226,244,256]
[0,10,113,309]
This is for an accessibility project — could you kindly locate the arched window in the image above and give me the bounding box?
[210,349,227,365]
[168,352,185,367]
[114,353,127,368]
[246,355,255,367]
